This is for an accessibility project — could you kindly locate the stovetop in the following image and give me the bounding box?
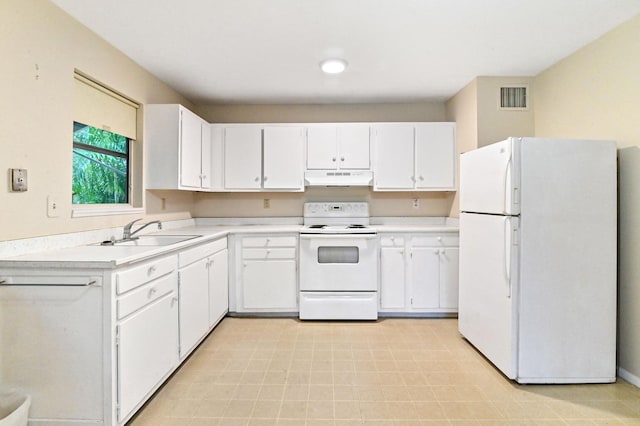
[301,202,374,234]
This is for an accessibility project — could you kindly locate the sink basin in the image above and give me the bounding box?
[98,235,201,246]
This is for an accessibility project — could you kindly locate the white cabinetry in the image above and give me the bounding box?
[178,238,228,358]
[233,234,298,312]
[114,255,179,422]
[373,123,456,191]
[379,232,459,314]
[224,126,263,190]
[223,125,304,191]
[306,125,370,170]
[264,126,305,190]
[146,104,214,191]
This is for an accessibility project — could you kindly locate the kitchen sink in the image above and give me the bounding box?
[97,235,201,246]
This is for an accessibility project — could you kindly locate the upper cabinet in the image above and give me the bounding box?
[222,125,304,191]
[146,114,455,193]
[306,125,370,170]
[372,123,456,191]
[146,104,214,191]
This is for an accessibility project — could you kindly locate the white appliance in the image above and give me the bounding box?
[459,137,617,384]
[299,202,378,320]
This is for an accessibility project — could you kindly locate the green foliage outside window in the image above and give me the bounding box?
[72,122,129,204]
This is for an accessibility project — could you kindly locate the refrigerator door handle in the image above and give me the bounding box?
[504,217,512,298]
[503,155,512,215]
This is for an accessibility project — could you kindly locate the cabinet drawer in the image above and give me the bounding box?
[243,248,296,259]
[117,272,177,320]
[411,234,459,247]
[380,236,405,247]
[242,236,297,248]
[116,256,177,294]
[178,238,227,267]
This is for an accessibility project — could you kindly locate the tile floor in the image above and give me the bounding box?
[129,317,640,425]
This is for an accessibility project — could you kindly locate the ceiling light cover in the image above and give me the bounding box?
[321,59,347,74]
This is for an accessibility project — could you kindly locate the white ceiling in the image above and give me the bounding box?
[51,0,640,105]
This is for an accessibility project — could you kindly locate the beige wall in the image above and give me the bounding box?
[445,79,478,217]
[199,102,446,123]
[191,102,455,218]
[0,0,195,241]
[533,15,640,384]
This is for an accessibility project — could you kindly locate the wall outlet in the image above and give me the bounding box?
[10,168,27,192]
[263,199,270,208]
[47,196,60,218]
[412,198,419,208]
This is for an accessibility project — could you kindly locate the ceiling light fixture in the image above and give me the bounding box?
[320,58,347,74]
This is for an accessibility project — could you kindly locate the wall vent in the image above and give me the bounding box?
[499,86,528,110]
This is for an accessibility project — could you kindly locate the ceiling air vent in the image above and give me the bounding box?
[499,86,528,110]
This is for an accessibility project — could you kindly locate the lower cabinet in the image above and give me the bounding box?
[117,274,179,422]
[379,233,459,314]
[178,237,228,358]
[233,234,298,313]
[178,257,210,358]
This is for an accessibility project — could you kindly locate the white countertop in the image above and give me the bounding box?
[0,220,458,269]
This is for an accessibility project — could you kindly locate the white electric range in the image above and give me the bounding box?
[299,202,378,320]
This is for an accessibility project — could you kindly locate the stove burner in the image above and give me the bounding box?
[348,224,366,229]
[308,224,326,229]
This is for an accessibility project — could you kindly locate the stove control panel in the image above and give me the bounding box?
[303,202,369,218]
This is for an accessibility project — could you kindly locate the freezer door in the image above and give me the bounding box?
[460,138,520,215]
[458,212,519,379]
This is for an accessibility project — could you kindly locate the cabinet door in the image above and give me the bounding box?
[178,259,210,357]
[117,292,179,422]
[410,248,440,309]
[338,126,370,169]
[307,127,338,169]
[373,125,415,189]
[380,247,406,310]
[200,121,212,190]
[242,260,297,310]
[209,249,229,327]
[415,124,456,190]
[439,247,459,309]
[208,125,224,190]
[263,126,304,190]
[224,127,262,189]
[179,108,203,188]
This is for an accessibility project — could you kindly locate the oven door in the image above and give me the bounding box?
[299,233,378,291]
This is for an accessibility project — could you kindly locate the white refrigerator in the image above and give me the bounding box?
[458,137,617,383]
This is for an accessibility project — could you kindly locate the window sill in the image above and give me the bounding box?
[72,205,144,218]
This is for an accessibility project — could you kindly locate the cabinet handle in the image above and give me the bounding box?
[332,157,336,162]
[419,175,424,181]
[254,177,259,182]
[340,157,345,161]
[437,237,442,242]
[148,287,157,297]
[148,265,157,275]
[433,249,439,254]
[411,176,416,182]
[264,176,268,181]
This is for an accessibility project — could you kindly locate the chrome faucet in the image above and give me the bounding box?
[122,219,162,240]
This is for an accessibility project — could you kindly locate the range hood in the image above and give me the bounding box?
[304,170,373,187]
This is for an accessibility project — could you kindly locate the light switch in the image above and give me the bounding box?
[47,196,59,218]
[10,169,27,192]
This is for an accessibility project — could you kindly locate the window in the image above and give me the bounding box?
[72,122,129,204]
[72,72,140,214]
